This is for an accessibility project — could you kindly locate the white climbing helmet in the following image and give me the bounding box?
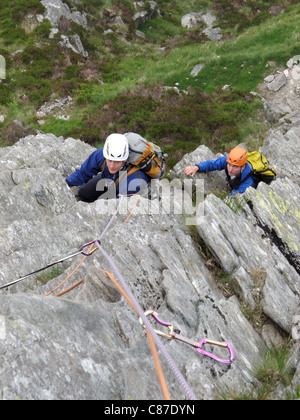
[103,134,129,161]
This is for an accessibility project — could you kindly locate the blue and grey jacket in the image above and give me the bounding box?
[196,156,254,195]
[66,148,150,196]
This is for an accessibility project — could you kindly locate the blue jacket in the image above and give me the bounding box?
[196,156,254,194]
[66,148,150,196]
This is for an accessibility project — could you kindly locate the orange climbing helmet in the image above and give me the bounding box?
[227,147,248,167]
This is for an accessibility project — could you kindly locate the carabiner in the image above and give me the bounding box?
[139,310,235,365]
[79,240,101,256]
[139,310,175,339]
[197,339,236,365]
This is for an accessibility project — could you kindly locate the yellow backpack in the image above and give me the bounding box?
[247,151,277,186]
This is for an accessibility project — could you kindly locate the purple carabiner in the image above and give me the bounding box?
[151,312,173,328]
[197,339,236,364]
[79,240,101,256]
[141,310,236,365]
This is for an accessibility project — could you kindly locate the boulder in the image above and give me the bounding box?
[169,144,228,195]
[181,12,222,42]
[40,0,88,57]
[203,27,223,43]
[261,56,300,121]
[182,13,205,29]
[191,64,204,77]
[266,73,287,92]
[59,34,89,58]
[133,1,160,28]
[36,96,73,120]
[40,0,88,29]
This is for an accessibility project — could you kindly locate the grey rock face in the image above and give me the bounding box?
[0,107,299,399]
[0,133,267,400]
[196,191,299,333]
[261,57,300,122]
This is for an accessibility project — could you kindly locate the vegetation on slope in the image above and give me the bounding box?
[0,0,299,168]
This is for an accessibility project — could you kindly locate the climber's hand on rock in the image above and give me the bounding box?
[184,166,199,178]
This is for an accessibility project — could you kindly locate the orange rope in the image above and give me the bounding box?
[103,270,171,401]
[123,195,140,225]
[43,198,169,397]
[46,195,140,297]
[55,279,84,297]
[45,244,94,296]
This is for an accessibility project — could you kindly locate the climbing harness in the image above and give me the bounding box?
[139,310,235,365]
[0,241,98,291]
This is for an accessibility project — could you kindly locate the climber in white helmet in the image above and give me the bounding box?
[66,134,150,202]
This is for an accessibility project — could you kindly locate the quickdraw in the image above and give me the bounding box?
[0,240,99,291]
[139,310,235,365]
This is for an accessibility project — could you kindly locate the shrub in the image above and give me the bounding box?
[3,27,28,46]
[0,83,11,105]
[10,0,45,24]
[33,21,52,40]
[69,85,251,166]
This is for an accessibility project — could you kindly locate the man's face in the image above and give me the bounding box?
[106,159,126,175]
[227,163,244,177]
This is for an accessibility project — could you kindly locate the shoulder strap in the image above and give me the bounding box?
[126,165,141,179]
[99,160,106,173]
[114,164,141,190]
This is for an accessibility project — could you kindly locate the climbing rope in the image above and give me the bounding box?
[1,194,198,400]
[0,195,139,294]
[0,243,97,291]
[104,270,171,401]
[96,242,197,401]
[55,279,84,297]
[45,244,95,296]
[46,195,140,297]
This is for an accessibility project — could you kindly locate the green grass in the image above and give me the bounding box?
[138,8,300,93]
[1,1,300,166]
[36,264,65,286]
[222,344,299,400]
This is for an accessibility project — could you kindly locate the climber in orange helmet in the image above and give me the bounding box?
[184,147,255,195]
